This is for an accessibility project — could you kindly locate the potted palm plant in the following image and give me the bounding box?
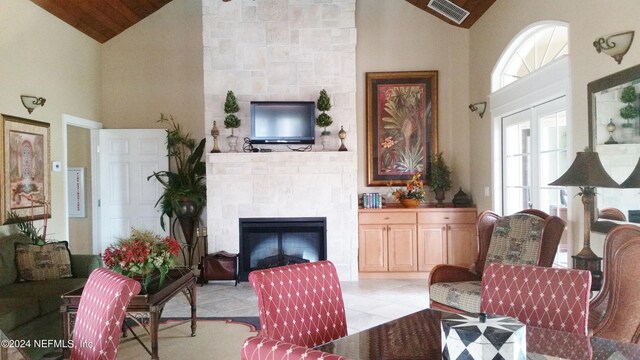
[429,152,452,207]
[147,114,206,268]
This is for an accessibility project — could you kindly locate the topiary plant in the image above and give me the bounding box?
[429,152,452,193]
[316,89,333,135]
[224,90,241,136]
[620,86,638,128]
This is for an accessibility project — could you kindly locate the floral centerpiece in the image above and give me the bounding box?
[102,228,180,290]
[392,173,425,208]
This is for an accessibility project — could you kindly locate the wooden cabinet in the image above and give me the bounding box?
[417,208,477,269]
[358,211,417,272]
[359,207,477,276]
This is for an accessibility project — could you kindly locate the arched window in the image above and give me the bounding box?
[490,22,570,266]
[493,23,568,92]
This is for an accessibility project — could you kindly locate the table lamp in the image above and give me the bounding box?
[549,150,619,284]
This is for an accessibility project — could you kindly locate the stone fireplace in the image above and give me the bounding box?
[206,151,358,280]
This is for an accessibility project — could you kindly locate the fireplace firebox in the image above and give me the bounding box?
[238,217,327,281]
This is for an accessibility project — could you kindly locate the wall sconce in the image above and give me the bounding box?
[593,31,635,64]
[20,95,46,114]
[469,102,486,118]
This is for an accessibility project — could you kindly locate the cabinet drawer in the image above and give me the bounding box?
[359,212,416,224]
[417,210,476,224]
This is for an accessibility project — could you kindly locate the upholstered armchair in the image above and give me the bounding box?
[598,207,627,221]
[248,260,348,348]
[589,224,640,343]
[428,209,565,313]
[241,336,349,360]
[70,268,141,360]
[481,263,591,335]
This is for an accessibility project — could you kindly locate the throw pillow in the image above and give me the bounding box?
[485,213,545,266]
[15,242,73,281]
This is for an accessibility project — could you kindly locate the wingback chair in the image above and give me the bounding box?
[589,224,640,343]
[71,268,141,360]
[481,263,591,335]
[428,209,565,313]
[241,336,349,360]
[248,260,348,348]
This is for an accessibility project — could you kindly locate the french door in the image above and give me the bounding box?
[502,96,568,215]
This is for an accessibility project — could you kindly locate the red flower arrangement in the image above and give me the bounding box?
[102,228,180,290]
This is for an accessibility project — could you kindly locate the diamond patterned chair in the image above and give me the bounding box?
[428,209,565,314]
[241,336,349,360]
[248,260,347,347]
[481,263,591,335]
[589,224,640,343]
[70,268,141,360]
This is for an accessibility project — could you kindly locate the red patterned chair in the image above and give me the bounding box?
[589,224,640,343]
[241,336,349,360]
[248,260,347,347]
[428,209,565,314]
[481,263,591,335]
[70,268,141,360]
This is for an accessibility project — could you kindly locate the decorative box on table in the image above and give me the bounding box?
[441,313,526,360]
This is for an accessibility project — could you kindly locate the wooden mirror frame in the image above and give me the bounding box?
[588,64,640,233]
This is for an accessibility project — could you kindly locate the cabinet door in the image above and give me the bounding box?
[417,224,447,271]
[388,224,417,271]
[446,224,477,267]
[358,224,388,272]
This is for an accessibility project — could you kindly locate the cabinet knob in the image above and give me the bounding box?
[384,217,390,220]
[443,217,450,220]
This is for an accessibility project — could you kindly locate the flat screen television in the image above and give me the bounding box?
[250,101,316,144]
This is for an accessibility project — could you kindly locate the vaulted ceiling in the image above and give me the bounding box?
[407,0,496,29]
[30,0,173,43]
[31,0,494,44]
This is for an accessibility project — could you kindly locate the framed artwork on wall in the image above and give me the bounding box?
[67,167,86,218]
[366,71,438,186]
[0,114,51,224]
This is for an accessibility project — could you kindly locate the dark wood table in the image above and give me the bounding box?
[60,268,196,360]
[316,308,640,359]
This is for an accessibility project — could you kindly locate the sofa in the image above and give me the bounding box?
[0,233,102,359]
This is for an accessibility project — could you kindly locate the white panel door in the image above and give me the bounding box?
[98,129,167,253]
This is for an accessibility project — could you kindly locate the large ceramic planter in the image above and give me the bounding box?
[400,198,420,208]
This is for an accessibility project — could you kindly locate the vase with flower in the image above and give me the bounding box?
[102,228,181,291]
[392,173,425,208]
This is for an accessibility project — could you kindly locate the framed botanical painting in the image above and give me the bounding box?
[0,114,51,224]
[366,71,438,186]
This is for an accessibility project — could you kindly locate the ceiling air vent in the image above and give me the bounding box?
[427,0,470,25]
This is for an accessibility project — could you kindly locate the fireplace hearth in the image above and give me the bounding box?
[238,217,327,281]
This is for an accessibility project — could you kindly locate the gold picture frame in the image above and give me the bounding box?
[0,114,51,224]
[366,71,438,186]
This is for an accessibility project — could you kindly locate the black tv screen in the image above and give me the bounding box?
[250,101,316,144]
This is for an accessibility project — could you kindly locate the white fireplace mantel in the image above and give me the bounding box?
[206,151,358,280]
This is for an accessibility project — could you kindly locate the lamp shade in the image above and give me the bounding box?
[620,157,640,188]
[549,151,619,188]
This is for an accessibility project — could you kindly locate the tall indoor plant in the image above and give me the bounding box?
[620,85,638,141]
[429,152,452,207]
[147,114,206,268]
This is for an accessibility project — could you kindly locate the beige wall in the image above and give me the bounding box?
[0,0,101,240]
[355,0,471,202]
[469,0,640,255]
[101,0,205,139]
[67,126,92,254]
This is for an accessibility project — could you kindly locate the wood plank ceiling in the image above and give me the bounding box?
[30,0,173,43]
[31,0,494,44]
[407,0,496,29]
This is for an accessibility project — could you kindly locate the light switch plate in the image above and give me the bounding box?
[52,161,62,172]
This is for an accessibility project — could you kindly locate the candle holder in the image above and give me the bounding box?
[338,125,347,151]
[210,121,221,153]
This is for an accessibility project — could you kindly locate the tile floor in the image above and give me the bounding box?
[162,278,429,334]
